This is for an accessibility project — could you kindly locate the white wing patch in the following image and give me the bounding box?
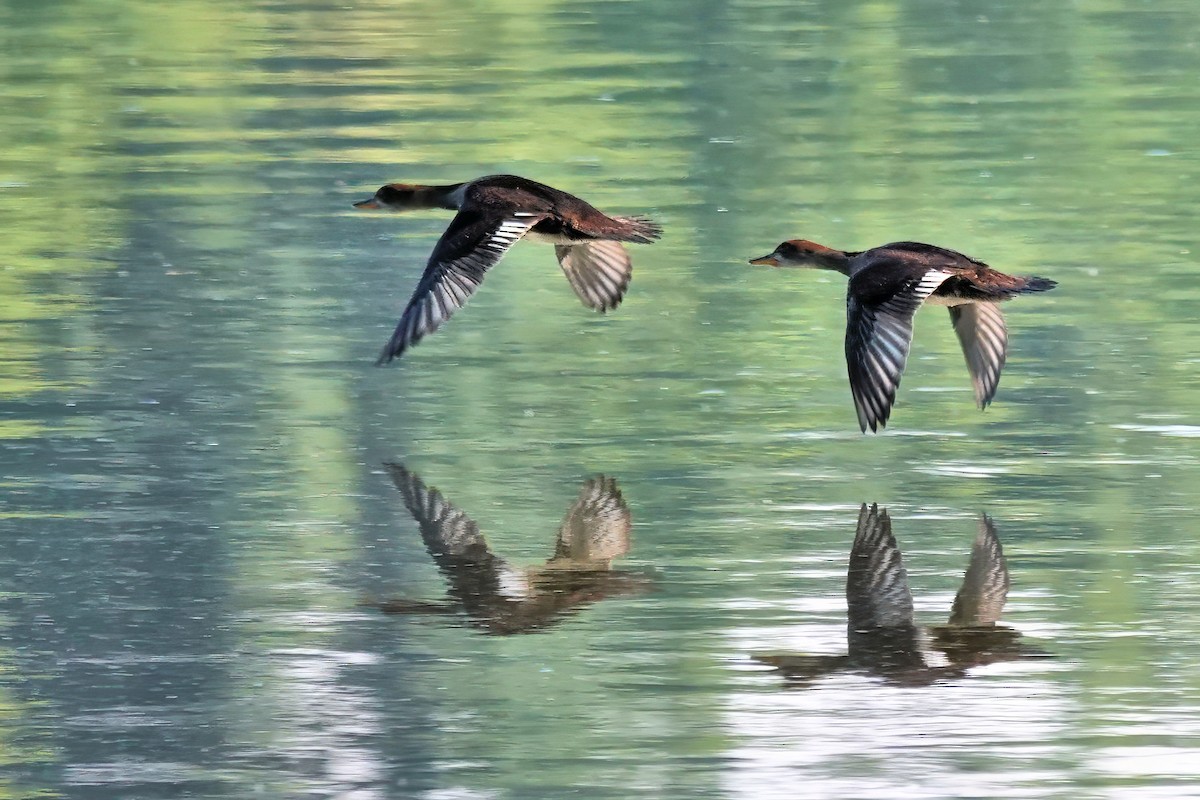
[484,216,535,253]
[913,268,955,297]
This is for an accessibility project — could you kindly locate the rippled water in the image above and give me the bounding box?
[3,0,1200,797]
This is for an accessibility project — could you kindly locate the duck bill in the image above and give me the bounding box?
[749,254,780,266]
[353,198,381,209]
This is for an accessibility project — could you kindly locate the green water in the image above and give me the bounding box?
[3,0,1200,797]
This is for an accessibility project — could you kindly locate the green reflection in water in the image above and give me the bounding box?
[2,0,1200,796]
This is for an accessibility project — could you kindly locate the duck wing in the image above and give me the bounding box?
[948,514,1010,627]
[847,504,914,629]
[550,476,631,564]
[845,268,955,432]
[949,303,1008,409]
[384,463,528,606]
[554,241,633,312]
[377,210,543,364]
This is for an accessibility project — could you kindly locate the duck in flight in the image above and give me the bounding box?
[749,240,1057,432]
[354,174,662,364]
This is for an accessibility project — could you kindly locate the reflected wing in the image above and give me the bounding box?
[384,463,528,601]
[555,240,633,312]
[845,270,953,432]
[846,504,914,629]
[551,476,631,563]
[385,463,488,559]
[377,211,542,364]
[949,303,1008,408]
[949,513,1010,626]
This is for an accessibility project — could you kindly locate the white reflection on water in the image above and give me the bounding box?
[65,760,217,788]
[1094,746,1200,779]
[423,790,501,800]
[265,646,386,799]
[1112,424,1200,438]
[721,673,1072,799]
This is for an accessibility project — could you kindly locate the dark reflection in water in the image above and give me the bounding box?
[759,505,1045,686]
[368,464,651,634]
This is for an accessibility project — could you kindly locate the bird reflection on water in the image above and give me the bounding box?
[757,504,1046,686]
[368,464,652,634]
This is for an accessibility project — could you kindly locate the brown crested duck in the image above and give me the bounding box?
[355,174,662,364]
[749,240,1057,432]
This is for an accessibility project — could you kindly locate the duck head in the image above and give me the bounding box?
[353,183,435,211]
[749,240,844,268]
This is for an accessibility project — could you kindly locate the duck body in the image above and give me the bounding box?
[845,241,1053,303]
[355,174,662,364]
[750,239,1056,433]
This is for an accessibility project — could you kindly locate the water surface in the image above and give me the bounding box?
[3,0,1200,797]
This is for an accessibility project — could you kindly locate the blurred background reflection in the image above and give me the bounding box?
[3,0,1200,797]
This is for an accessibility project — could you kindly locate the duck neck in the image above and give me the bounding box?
[814,249,855,276]
[419,183,467,210]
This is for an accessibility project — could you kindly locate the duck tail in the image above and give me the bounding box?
[612,215,663,244]
[1021,276,1058,293]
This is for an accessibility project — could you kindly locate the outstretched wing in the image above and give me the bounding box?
[845,269,953,432]
[949,303,1008,409]
[847,504,914,630]
[948,513,1010,626]
[554,241,634,312]
[377,211,542,364]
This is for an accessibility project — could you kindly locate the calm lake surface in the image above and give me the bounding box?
[3,1,1200,797]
